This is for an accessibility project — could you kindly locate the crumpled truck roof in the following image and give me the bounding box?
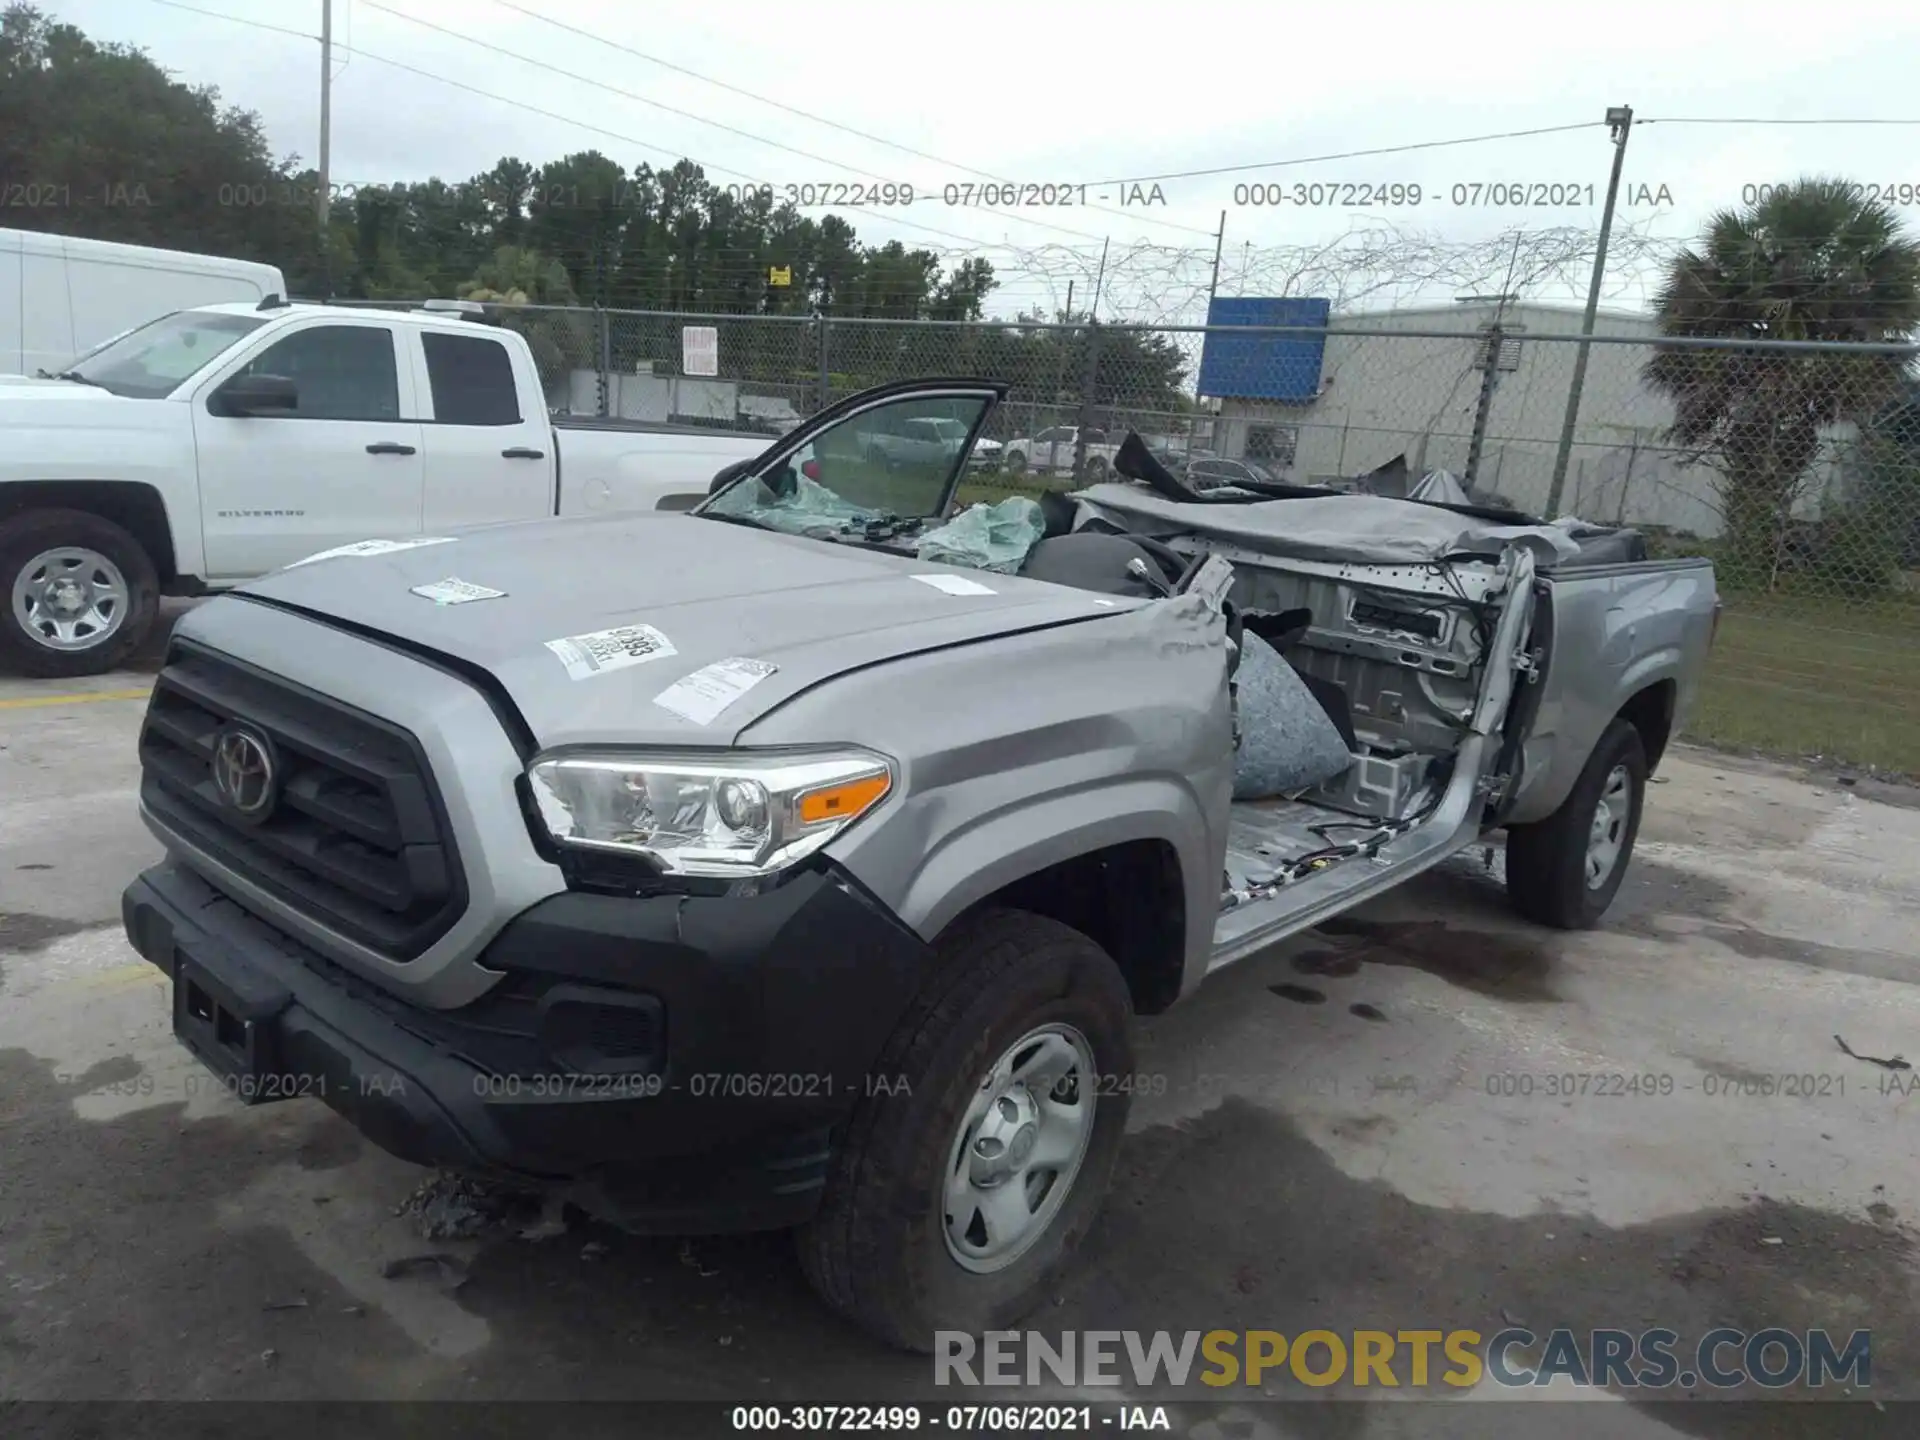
[1071,483,1583,567]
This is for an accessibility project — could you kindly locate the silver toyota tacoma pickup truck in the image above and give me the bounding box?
[121,378,1718,1351]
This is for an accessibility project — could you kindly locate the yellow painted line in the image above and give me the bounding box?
[0,686,152,711]
[68,962,164,992]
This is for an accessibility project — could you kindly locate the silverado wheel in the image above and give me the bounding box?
[1084,455,1109,482]
[1504,717,1647,929]
[797,908,1134,1351]
[0,509,159,679]
[1004,449,1028,476]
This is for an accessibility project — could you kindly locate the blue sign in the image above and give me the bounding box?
[1196,297,1331,402]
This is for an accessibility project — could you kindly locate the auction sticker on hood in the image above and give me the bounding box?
[545,623,679,680]
[653,657,779,726]
[911,573,996,597]
[410,577,507,605]
[287,536,457,567]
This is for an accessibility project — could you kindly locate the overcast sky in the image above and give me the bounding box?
[44,0,1920,316]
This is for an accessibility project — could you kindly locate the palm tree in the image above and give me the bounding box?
[1642,178,1920,589]
[462,245,593,410]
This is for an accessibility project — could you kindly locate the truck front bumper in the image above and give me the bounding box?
[122,860,936,1234]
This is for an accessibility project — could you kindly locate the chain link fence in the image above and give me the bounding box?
[353,298,1920,777]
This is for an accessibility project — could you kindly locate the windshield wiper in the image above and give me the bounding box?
[37,369,105,388]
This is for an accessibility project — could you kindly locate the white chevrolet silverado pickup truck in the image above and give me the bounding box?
[0,298,775,676]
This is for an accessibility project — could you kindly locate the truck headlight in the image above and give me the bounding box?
[526,749,893,878]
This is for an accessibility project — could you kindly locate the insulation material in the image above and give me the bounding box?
[1232,630,1355,801]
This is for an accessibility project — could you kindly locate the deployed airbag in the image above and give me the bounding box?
[916,496,1048,573]
[1233,630,1355,800]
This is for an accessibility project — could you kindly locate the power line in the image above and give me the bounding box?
[1082,123,1608,186]
[488,0,962,173]
[147,0,314,41]
[481,0,1219,241]
[355,4,944,209]
[1639,116,1920,126]
[139,0,1056,256]
[356,0,1135,248]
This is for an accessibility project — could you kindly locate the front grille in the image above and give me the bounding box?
[138,640,467,961]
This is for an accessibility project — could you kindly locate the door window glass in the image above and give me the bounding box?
[230,325,400,421]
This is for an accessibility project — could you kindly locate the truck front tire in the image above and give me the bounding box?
[797,908,1134,1352]
[0,509,160,678]
[1503,717,1648,929]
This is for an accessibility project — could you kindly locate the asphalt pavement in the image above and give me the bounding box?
[4,606,1918,1437]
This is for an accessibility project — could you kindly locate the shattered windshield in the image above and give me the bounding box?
[699,393,989,537]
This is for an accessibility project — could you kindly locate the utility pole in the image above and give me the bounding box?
[816,307,830,415]
[1073,240,1111,481]
[1545,104,1633,517]
[1207,211,1225,305]
[1072,323,1103,481]
[317,0,334,233]
[1088,237,1111,321]
[1463,321,1503,488]
[595,195,612,416]
[1464,240,1524,490]
[1195,212,1226,464]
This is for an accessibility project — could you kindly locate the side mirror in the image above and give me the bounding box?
[708,458,755,495]
[217,372,298,417]
[707,456,802,501]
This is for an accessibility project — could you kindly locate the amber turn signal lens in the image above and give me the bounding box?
[798,772,890,826]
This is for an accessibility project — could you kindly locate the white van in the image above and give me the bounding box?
[0,228,287,377]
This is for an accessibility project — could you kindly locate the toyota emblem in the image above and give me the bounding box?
[211,727,277,820]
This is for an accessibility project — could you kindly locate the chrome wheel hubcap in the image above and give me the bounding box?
[942,1024,1097,1274]
[1585,764,1632,888]
[12,547,130,652]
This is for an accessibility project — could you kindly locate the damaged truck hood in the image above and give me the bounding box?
[231,512,1131,747]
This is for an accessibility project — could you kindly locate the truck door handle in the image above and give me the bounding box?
[502,447,545,460]
[366,442,416,455]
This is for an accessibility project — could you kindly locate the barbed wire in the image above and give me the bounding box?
[982,216,1692,325]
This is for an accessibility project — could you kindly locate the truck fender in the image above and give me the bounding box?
[0,480,183,584]
[891,776,1217,986]
[1511,650,1685,825]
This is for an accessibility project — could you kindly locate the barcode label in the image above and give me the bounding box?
[544,624,679,680]
[653,657,779,725]
[410,577,507,605]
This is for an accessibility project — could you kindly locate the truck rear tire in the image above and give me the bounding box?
[1004,450,1028,476]
[0,509,160,678]
[796,907,1134,1352]
[1503,717,1647,929]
